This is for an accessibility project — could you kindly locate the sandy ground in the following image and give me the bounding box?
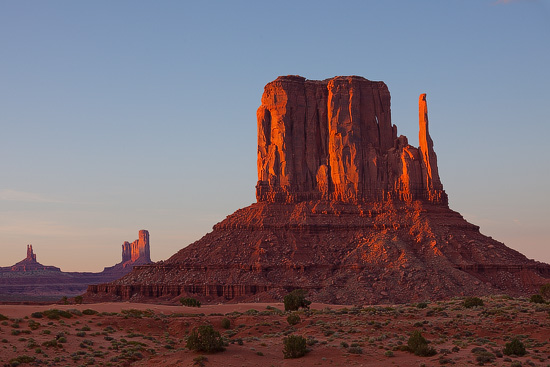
[1,297,549,366]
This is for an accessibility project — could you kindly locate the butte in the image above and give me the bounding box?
[87,76,550,304]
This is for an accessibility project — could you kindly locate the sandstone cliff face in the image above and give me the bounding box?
[256,76,446,204]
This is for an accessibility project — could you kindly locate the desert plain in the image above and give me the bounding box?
[1,296,549,367]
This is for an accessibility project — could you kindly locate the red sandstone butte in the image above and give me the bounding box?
[256,76,445,204]
[121,230,151,266]
[86,76,550,305]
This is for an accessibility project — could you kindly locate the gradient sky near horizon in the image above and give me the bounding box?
[1,0,549,272]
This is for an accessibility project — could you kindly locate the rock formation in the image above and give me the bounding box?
[121,230,151,267]
[86,76,550,304]
[6,245,61,272]
[256,76,446,204]
[0,231,152,301]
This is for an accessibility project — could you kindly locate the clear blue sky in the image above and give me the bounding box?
[1,0,549,272]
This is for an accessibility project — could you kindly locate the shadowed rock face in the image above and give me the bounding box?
[86,76,550,304]
[256,76,446,204]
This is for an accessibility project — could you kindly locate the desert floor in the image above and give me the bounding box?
[0,296,549,366]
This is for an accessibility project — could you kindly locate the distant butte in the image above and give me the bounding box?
[7,245,61,272]
[0,230,152,301]
[87,76,550,304]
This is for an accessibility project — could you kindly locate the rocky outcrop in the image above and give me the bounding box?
[121,230,151,266]
[256,76,447,204]
[86,76,550,305]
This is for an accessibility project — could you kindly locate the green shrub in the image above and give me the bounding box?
[407,330,437,357]
[0,313,8,321]
[180,297,202,308]
[30,312,43,319]
[74,295,83,304]
[463,297,484,308]
[186,325,225,353]
[416,302,428,309]
[82,309,98,315]
[540,283,550,300]
[348,346,363,354]
[221,318,231,329]
[282,335,307,359]
[530,294,545,304]
[42,339,59,348]
[286,313,301,326]
[472,348,496,364]
[283,289,311,312]
[9,355,35,365]
[42,309,73,320]
[503,338,526,356]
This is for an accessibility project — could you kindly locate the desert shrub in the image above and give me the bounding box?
[27,320,40,330]
[540,283,550,300]
[30,312,43,319]
[43,309,73,320]
[283,289,311,312]
[0,313,8,321]
[42,339,59,348]
[9,355,35,365]
[286,313,301,326]
[82,309,98,315]
[74,295,83,304]
[416,302,428,309]
[221,318,231,329]
[385,350,394,357]
[282,335,307,359]
[67,308,82,316]
[407,330,437,357]
[473,348,496,364]
[463,297,484,308]
[121,309,154,318]
[186,325,225,353]
[348,346,363,354]
[530,294,545,304]
[180,297,202,308]
[503,338,526,356]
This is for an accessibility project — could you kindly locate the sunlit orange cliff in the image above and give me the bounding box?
[87,76,550,304]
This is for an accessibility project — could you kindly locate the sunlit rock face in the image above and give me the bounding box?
[86,76,550,305]
[256,76,446,204]
[121,230,151,266]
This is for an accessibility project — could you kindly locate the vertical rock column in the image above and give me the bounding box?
[418,94,444,194]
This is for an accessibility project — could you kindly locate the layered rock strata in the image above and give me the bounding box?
[86,76,550,304]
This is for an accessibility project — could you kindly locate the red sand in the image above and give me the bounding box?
[1,298,548,366]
